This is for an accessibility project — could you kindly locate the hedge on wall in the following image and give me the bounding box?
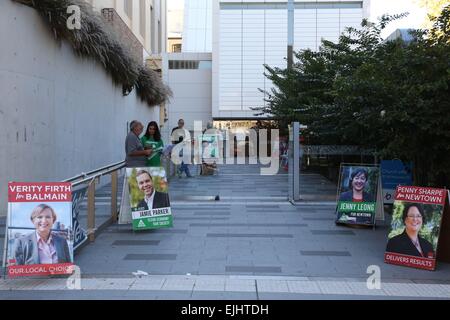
[13,0,171,107]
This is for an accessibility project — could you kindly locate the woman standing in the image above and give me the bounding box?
[339,168,374,202]
[13,204,72,265]
[141,121,164,167]
[386,203,434,258]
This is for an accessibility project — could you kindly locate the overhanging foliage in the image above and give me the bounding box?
[13,0,171,106]
[258,6,450,186]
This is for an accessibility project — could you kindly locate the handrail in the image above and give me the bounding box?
[64,160,126,246]
[64,160,126,186]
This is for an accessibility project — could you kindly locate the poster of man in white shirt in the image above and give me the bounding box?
[126,167,172,230]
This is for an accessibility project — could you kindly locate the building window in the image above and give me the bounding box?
[169,60,212,70]
[172,43,182,52]
[140,0,146,38]
[124,0,133,19]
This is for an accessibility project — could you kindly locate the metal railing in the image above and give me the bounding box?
[64,160,126,243]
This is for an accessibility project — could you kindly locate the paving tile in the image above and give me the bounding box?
[161,278,195,291]
[345,280,385,296]
[225,279,256,292]
[112,240,160,246]
[123,254,177,261]
[191,291,258,300]
[192,278,226,292]
[300,251,351,257]
[256,280,289,293]
[129,278,165,290]
[287,280,321,294]
[225,266,282,273]
[207,233,293,238]
[316,281,354,295]
[381,283,433,297]
[190,223,307,227]
[80,278,135,290]
[311,230,356,235]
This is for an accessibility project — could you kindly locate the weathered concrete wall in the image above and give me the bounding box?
[0,1,160,215]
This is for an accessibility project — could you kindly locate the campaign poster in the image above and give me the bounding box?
[6,182,74,277]
[198,133,221,162]
[143,140,164,164]
[71,186,88,250]
[380,160,413,205]
[126,167,172,230]
[384,186,447,271]
[335,165,380,226]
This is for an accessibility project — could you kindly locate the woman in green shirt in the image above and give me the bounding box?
[141,121,164,167]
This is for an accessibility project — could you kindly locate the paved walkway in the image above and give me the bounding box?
[1,164,450,299]
[1,274,449,300]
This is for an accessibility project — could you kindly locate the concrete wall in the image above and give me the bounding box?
[0,1,160,216]
[161,52,212,142]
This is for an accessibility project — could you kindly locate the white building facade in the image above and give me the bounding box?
[212,0,370,120]
[182,0,213,52]
[162,52,213,139]
[165,0,370,131]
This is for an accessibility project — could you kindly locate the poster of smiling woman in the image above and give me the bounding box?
[385,186,447,271]
[335,164,380,226]
[126,167,172,231]
[5,182,74,277]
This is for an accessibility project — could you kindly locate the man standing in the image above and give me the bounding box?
[135,170,170,210]
[171,119,192,177]
[125,121,152,167]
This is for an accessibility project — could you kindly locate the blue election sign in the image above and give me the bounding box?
[380,160,413,204]
[72,186,88,250]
